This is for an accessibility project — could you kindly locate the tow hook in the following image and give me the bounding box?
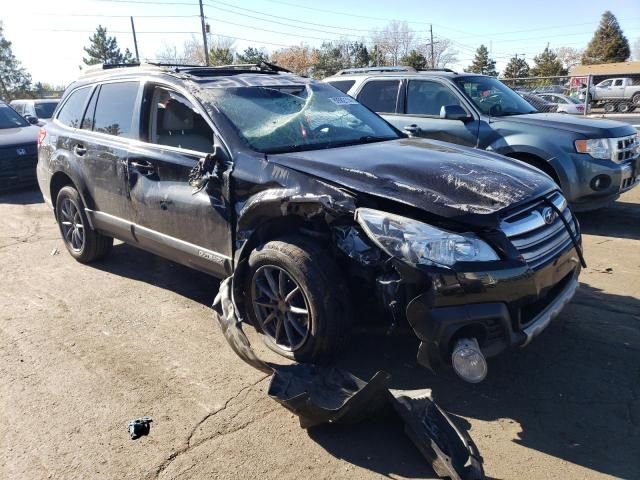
[452,338,488,383]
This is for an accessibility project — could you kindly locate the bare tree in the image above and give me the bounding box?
[154,35,236,65]
[554,46,583,71]
[633,37,640,61]
[371,21,414,66]
[416,38,458,68]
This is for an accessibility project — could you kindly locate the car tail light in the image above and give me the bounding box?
[37,128,46,147]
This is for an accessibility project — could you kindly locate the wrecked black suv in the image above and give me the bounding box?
[38,63,583,383]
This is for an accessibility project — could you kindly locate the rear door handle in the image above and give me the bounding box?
[73,144,87,156]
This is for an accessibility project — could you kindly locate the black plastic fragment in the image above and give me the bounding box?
[128,416,152,440]
[390,389,485,480]
[267,364,391,429]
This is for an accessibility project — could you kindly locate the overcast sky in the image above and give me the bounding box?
[3,0,639,86]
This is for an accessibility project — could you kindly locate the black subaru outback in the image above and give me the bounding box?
[37,63,583,382]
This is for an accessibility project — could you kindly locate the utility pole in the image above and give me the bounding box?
[199,0,209,66]
[430,24,435,68]
[130,16,140,63]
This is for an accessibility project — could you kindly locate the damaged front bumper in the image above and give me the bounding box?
[404,246,581,371]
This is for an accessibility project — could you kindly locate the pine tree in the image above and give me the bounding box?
[400,50,427,70]
[582,11,630,64]
[0,22,32,100]
[530,46,566,77]
[467,45,497,76]
[235,47,268,64]
[502,56,530,79]
[349,42,370,68]
[83,25,135,65]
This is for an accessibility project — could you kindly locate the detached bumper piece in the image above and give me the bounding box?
[212,277,485,479]
[390,389,484,480]
[267,365,391,428]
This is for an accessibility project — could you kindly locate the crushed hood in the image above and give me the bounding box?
[492,113,636,137]
[268,138,554,226]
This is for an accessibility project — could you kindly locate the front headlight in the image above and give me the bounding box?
[575,138,613,160]
[355,208,499,267]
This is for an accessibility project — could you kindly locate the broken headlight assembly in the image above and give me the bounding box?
[355,208,498,267]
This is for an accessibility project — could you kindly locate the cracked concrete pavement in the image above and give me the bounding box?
[0,187,638,480]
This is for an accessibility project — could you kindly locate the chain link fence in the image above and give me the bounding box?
[501,74,640,117]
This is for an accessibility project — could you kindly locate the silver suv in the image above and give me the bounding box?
[324,67,639,211]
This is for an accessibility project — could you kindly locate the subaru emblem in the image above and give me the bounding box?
[541,207,557,225]
[16,148,27,156]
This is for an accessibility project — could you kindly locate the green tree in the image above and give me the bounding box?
[349,42,370,68]
[312,42,346,78]
[530,46,567,77]
[467,45,497,76]
[235,47,269,64]
[400,50,427,70]
[582,11,630,64]
[83,25,135,65]
[502,56,530,79]
[0,22,33,100]
[209,47,234,66]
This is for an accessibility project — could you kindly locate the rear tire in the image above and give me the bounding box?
[603,102,616,113]
[55,186,113,263]
[617,102,632,113]
[244,235,351,363]
[632,93,640,105]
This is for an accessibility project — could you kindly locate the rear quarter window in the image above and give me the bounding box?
[326,80,355,94]
[57,87,91,128]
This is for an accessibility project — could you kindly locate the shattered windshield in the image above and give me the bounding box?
[203,83,400,154]
[454,76,538,117]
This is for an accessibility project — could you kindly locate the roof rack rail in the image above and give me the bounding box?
[417,68,458,74]
[335,66,417,75]
[146,60,292,74]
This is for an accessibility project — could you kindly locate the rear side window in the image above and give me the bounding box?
[356,80,400,113]
[92,81,139,138]
[57,87,91,128]
[327,80,355,94]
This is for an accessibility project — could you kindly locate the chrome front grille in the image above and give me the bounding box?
[616,133,639,163]
[501,192,579,270]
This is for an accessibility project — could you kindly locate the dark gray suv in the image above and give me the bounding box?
[37,63,583,383]
[324,68,640,211]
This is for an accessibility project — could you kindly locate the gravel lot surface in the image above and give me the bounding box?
[1,187,638,480]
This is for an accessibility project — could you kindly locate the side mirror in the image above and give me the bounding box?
[24,114,39,125]
[440,105,470,121]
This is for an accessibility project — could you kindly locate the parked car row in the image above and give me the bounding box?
[325,67,639,212]
[32,62,637,385]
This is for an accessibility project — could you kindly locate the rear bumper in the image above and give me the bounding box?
[405,245,581,371]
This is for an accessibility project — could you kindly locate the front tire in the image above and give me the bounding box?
[244,235,351,363]
[55,186,113,263]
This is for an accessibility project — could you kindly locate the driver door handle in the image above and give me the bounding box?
[403,124,421,136]
[129,159,155,175]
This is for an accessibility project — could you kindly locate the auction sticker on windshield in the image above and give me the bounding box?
[329,96,359,106]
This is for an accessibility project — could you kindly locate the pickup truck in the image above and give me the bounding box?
[324,67,640,211]
[587,77,640,113]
